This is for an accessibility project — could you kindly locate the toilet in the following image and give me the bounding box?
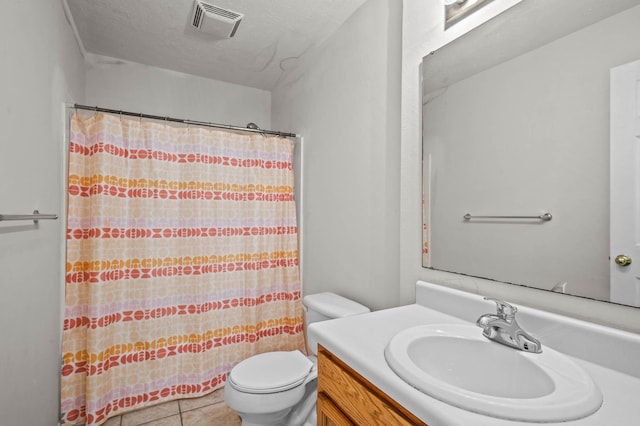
[224,292,370,426]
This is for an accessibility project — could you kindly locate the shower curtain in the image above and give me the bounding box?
[60,112,305,426]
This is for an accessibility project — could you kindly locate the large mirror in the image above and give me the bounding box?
[422,0,640,307]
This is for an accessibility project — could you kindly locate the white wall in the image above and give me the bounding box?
[0,2,85,425]
[85,54,271,127]
[272,0,403,310]
[402,0,640,332]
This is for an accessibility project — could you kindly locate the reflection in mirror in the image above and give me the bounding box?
[444,0,495,30]
[422,0,640,307]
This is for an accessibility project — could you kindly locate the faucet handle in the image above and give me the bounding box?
[484,297,517,320]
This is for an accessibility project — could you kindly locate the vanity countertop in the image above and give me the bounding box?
[307,281,640,426]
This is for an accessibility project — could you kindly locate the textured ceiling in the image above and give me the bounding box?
[66,0,368,90]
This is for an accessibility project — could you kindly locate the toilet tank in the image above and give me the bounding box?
[303,292,370,325]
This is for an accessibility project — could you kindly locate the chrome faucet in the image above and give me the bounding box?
[476,298,542,353]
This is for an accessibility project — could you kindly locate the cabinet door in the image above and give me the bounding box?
[318,346,427,426]
[317,393,355,426]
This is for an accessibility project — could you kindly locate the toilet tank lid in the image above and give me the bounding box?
[303,292,370,319]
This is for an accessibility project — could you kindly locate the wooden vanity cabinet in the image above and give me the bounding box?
[317,345,427,426]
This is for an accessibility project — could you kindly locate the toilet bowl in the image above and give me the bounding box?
[224,292,370,426]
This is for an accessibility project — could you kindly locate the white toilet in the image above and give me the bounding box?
[224,292,370,426]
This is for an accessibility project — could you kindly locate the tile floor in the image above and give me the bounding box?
[101,388,241,426]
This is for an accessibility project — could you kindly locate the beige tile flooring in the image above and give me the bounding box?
[101,388,241,426]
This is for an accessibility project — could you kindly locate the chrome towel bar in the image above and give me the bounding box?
[0,210,58,223]
[463,213,552,222]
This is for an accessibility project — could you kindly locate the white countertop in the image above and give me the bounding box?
[308,282,640,426]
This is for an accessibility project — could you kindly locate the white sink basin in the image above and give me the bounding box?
[384,324,603,422]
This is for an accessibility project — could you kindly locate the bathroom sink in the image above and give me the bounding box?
[384,324,602,422]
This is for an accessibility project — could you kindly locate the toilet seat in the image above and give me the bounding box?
[224,293,369,425]
[228,350,314,394]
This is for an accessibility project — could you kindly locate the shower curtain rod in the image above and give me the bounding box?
[72,104,299,138]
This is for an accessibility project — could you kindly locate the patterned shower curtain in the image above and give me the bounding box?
[60,112,305,426]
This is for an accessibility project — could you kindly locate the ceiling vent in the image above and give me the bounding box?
[190,1,243,38]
